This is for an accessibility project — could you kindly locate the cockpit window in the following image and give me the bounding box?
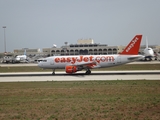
[37,59,47,62]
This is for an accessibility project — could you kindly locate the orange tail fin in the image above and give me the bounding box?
[120,35,142,55]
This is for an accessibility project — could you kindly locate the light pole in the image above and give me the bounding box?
[2,26,6,53]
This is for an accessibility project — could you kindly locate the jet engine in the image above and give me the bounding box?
[65,66,77,74]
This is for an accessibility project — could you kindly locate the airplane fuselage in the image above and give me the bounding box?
[15,55,27,62]
[38,54,143,69]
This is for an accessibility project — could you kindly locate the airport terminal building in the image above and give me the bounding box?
[42,39,160,57]
[1,39,160,58]
[42,39,120,56]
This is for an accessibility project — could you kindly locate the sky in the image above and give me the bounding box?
[0,0,160,52]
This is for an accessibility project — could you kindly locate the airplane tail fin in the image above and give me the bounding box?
[120,35,142,55]
[24,49,26,55]
[146,36,148,48]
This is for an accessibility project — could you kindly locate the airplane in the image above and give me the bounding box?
[14,49,29,63]
[15,55,27,62]
[2,54,29,63]
[2,55,14,63]
[38,35,144,75]
[142,37,154,61]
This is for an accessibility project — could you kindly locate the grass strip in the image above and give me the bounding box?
[0,80,160,120]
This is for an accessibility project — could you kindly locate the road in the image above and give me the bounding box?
[0,71,160,82]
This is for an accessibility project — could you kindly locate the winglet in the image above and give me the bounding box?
[120,35,142,55]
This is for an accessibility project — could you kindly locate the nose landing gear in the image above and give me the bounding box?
[52,69,55,75]
[85,69,91,75]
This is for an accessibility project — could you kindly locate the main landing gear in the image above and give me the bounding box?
[51,69,91,75]
[85,69,91,75]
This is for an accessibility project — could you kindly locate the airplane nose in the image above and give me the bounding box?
[38,62,43,67]
[16,58,20,61]
[149,51,154,56]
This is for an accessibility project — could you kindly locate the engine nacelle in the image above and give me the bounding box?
[65,66,77,74]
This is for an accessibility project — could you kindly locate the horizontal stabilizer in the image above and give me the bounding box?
[128,56,144,60]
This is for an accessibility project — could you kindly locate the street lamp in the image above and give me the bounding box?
[2,26,6,53]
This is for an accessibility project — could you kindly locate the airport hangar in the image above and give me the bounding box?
[1,39,160,57]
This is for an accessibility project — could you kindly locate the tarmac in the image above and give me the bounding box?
[0,71,160,82]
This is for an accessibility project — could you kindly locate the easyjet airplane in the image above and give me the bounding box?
[38,35,144,75]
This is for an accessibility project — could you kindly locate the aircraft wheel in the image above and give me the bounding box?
[85,69,91,75]
[52,69,55,75]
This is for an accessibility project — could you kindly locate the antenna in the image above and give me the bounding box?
[53,44,57,48]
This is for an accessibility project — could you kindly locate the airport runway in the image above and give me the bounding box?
[0,71,160,82]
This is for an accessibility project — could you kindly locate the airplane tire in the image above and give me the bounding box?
[52,69,55,75]
[85,69,91,75]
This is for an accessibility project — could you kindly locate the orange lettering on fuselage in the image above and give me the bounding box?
[54,56,115,64]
